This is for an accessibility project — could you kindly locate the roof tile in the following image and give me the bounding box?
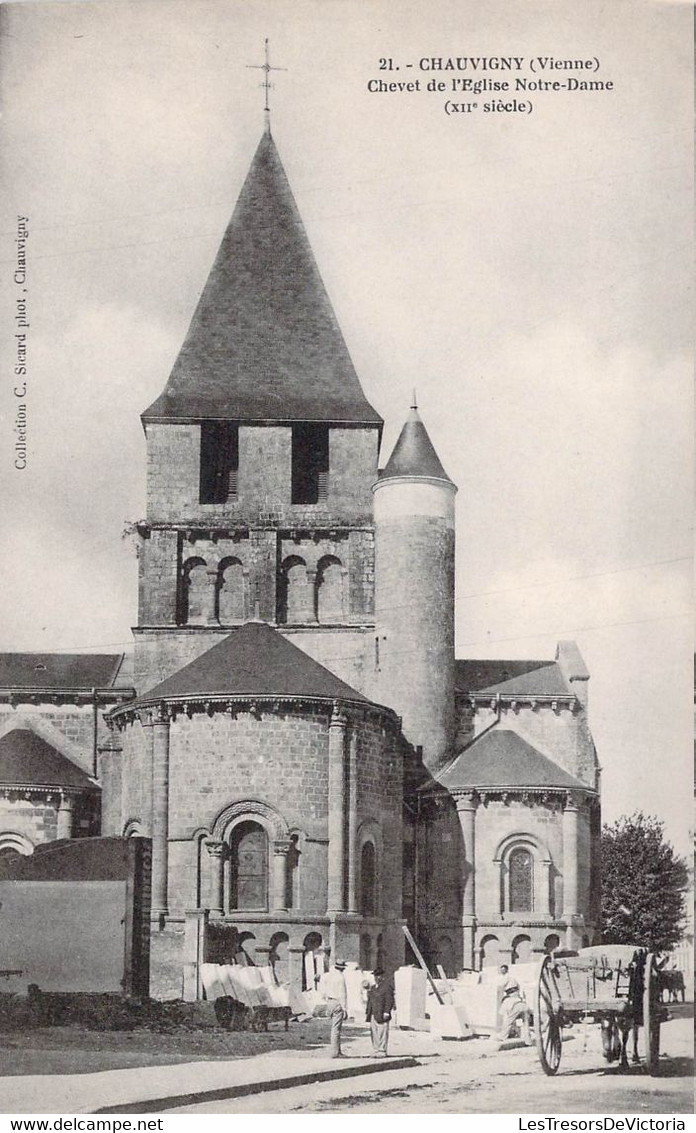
[438,728,587,791]
[129,622,371,707]
[143,132,381,426]
[0,729,96,790]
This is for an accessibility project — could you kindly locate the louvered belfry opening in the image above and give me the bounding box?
[199,421,239,504]
[291,423,329,504]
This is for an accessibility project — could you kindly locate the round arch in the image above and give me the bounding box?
[211,799,289,843]
[0,831,33,860]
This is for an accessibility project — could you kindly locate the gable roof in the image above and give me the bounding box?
[381,407,453,483]
[455,659,571,698]
[142,130,382,427]
[0,729,96,790]
[0,653,131,691]
[127,621,371,708]
[438,728,587,791]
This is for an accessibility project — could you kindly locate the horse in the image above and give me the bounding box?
[659,969,685,1003]
[600,1013,640,1070]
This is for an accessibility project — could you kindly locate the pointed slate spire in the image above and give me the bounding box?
[381,401,453,483]
[143,132,382,426]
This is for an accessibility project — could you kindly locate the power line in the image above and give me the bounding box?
[4,609,688,661]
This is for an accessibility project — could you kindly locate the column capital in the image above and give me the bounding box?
[453,790,478,812]
[273,839,291,857]
[564,790,584,811]
[329,703,348,729]
[205,838,227,859]
[152,703,171,726]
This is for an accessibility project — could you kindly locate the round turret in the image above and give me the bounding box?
[373,400,456,772]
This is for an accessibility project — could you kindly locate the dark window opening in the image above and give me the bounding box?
[200,422,239,504]
[291,424,329,504]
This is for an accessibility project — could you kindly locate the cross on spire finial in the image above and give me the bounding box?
[247,38,287,132]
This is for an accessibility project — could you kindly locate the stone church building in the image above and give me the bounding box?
[0,122,600,994]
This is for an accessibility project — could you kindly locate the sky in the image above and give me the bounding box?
[0,0,692,856]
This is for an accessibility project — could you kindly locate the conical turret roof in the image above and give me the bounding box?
[381,404,453,483]
[143,131,381,426]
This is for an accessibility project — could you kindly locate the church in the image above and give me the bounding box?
[0,116,601,996]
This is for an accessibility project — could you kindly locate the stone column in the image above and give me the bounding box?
[56,794,74,840]
[272,841,290,912]
[562,792,581,920]
[287,946,305,990]
[151,711,171,919]
[347,728,359,913]
[306,569,318,623]
[205,839,226,915]
[455,791,477,969]
[327,706,347,914]
[183,908,209,1001]
[140,715,155,835]
[539,859,552,917]
[205,568,219,624]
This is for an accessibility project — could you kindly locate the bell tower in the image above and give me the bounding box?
[133,128,382,694]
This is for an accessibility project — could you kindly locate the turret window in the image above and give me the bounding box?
[291,424,329,504]
[200,422,238,504]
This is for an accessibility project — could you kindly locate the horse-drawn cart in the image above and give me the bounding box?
[534,945,667,1076]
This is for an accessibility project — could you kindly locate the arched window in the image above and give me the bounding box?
[360,841,376,917]
[229,821,268,911]
[509,847,534,912]
[277,556,309,624]
[181,557,208,625]
[315,556,344,623]
[0,832,32,865]
[217,557,245,623]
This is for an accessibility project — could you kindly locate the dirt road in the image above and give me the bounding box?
[169,1017,693,1115]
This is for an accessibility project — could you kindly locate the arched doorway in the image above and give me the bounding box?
[511,934,532,965]
[480,934,500,969]
[302,932,324,991]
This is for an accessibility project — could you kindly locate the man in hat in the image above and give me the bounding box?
[365,968,394,1056]
[323,958,348,1058]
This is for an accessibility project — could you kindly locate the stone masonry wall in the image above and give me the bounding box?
[470,702,597,789]
[0,795,61,848]
[145,423,379,527]
[0,702,115,776]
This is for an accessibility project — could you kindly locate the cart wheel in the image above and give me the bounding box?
[642,953,661,1076]
[536,956,563,1075]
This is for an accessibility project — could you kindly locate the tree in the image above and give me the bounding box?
[600,813,688,952]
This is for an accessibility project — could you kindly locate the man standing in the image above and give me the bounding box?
[323,958,348,1058]
[365,967,394,1056]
